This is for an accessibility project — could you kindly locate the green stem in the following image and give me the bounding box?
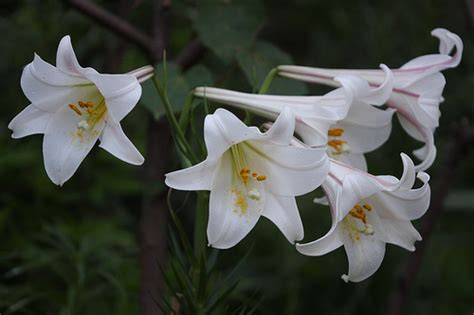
[258,68,278,94]
[194,191,209,259]
[152,75,199,164]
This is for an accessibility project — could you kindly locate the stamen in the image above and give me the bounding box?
[328,128,344,137]
[68,104,82,116]
[363,203,372,211]
[251,172,257,177]
[256,175,267,181]
[78,101,94,108]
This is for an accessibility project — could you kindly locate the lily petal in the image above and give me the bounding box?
[89,73,142,123]
[375,217,421,251]
[56,35,95,77]
[245,141,329,196]
[207,152,260,249]
[262,107,295,145]
[341,230,386,282]
[99,122,144,165]
[43,105,105,185]
[165,159,219,191]
[8,105,52,138]
[21,57,97,112]
[261,193,304,243]
[204,108,260,160]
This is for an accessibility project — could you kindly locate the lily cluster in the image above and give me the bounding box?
[9,29,462,283]
[166,28,461,282]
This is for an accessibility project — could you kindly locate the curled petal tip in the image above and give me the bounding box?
[341,274,350,283]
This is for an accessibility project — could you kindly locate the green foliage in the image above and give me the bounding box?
[190,0,266,63]
[159,210,260,314]
[141,63,213,119]
[0,220,138,315]
[236,40,308,94]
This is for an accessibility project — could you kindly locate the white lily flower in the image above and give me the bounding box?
[194,65,394,171]
[296,154,431,282]
[165,108,329,249]
[278,28,463,171]
[8,36,153,185]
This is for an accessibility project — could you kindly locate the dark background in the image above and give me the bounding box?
[0,0,472,314]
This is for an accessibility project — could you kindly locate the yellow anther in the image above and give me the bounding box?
[354,205,364,214]
[78,100,94,108]
[328,128,344,137]
[68,104,82,116]
[363,203,372,211]
[328,140,347,148]
[251,172,257,177]
[350,204,367,224]
[256,175,267,181]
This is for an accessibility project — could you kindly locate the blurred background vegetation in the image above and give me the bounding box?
[0,0,473,314]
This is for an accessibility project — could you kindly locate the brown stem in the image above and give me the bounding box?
[65,0,157,60]
[140,117,171,315]
[388,119,474,315]
[174,38,206,71]
[139,1,170,314]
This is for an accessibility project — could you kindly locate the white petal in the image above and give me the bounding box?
[296,204,343,256]
[370,172,430,221]
[88,73,142,122]
[207,152,261,249]
[204,108,260,160]
[99,122,144,165]
[376,218,421,251]
[261,193,304,243]
[295,118,331,146]
[335,104,395,154]
[341,229,386,282]
[165,159,219,191]
[8,105,52,138]
[334,153,368,172]
[335,64,393,106]
[397,153,416,190]
[394,108,437,171]
[262,108,295,145]
[55,35,92,77]
[297,226,343,256]
[43,106,105,185]
[21,59,97,112]
[244,141,329,196]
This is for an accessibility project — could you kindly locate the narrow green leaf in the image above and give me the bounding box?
[237,41,308,94]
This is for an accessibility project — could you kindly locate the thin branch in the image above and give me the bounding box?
[175,38,206,70]
[65,0,205,64]
[388,119,474,315]
[465,0,474,30]
[65,0,156,59]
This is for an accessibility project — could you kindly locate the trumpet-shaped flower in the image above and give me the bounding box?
[165,108,329,249]
[296,154,430,282]
[278,28,462,171]
[8,36,153,185]
[194,65,394,170]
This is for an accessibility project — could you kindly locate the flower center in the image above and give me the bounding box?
[327,128,351,156]
[343,202,375,241]
[68,99,107,139]
[229,143,267,216]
